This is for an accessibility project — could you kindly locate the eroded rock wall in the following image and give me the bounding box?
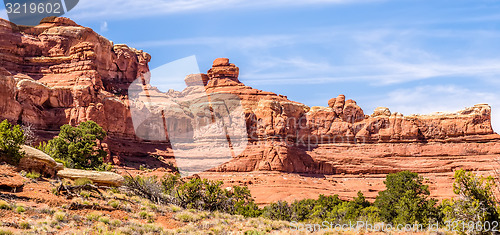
[0,17,498,177]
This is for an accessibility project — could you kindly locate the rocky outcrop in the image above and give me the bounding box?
[0,17,498,180]
[57,168,125,187]
[18,145,63,177]
[0,164,24,192]
[207,58,240,83]
[0,17,147,137]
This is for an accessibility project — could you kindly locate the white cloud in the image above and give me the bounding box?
[65,0,379,20]
[133,26,500,87]
[132,34,296,50]
[218,28,500,86]
[100,21,108,32]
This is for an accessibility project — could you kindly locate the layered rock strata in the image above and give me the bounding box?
[0,17,498,178]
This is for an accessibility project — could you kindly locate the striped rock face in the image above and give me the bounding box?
[0,17,499,191]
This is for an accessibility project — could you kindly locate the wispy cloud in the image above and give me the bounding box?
[100,21,109,32]
[66,0,379,20]
[132,34,297,50]
[225,28,500,86]
[133,26,500,87]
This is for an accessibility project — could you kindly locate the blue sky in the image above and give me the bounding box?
[2,0,500,131]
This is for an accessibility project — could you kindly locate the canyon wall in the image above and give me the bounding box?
[1,17,499,176]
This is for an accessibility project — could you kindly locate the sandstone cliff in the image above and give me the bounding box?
[1,17,499,177]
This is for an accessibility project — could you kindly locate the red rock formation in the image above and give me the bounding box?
[0,17,147,139]
[0,17,499,185]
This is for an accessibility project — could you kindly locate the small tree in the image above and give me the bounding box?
[441,169,499,233]
[374,171,439,225]
[40,121,107,170]
[262,201,292,221]
[0,120,25,164]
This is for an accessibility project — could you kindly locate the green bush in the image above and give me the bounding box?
[0,120,25,164]
[0,200,11,210]
[374,171,439,226]
[38,121,107,170]
[24,171,41,179]
[441,169,499,233]
[262,201,292,221]
[74,178,93,186]
[126,174,380,223]
[125,174,260,217]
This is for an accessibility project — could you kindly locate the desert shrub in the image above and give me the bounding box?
[86,212,102,221]
[99,216,110,224]
[74,178,93,186]
[290,198,316,221]
[358,206,381,224]
[0,200,11,210]
[176,178,229,211]
[38,121,107,170]
[441,169,499,234]
[124,175,172,204]
[108,200,120,209]
[374,171,439,226]
[174,211,202,222]
[24,171,41,179]
[125,174,260,217]
[53,211,67,222]
[269,192,376,223]
[0,120,25,164]
[110,219,122,227]
[262,201,292,221]
[18,221,30,230]
[229,186,262,217]
[0,229,13,235]
[15,205,26,213]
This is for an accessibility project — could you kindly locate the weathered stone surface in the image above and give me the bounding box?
[372,107,391,117]
[16,79,50,106]
[18,145,63,177]
[0,164,24,192]
[207,58,240,83]
[185,74,209,87]
[57,168,125,186]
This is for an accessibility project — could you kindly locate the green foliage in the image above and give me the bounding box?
[441,169,499,233]
[125,174,260,217]
[15,205,26,213]
[0,200,11,210]
[0,229,13,235]
[24,171,41,180]
[230,186,262,218]
[0,120,25,164]
[108,200,120,209]
[374,171,439,226]
[18,221,30,230]
[38,121,107,170]
[74,178,93,186]
[260,191,376,224]
[263,201,292,221]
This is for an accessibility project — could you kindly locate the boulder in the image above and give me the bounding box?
[333,94,346,116]
[342,99,365,123]
[0,164,24,192]
[184,74,209,87]
[57,168,125,187]
[16,79,50,106]
[18,145,63,177]
[372,107,391,117]
[207,58,240,83]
